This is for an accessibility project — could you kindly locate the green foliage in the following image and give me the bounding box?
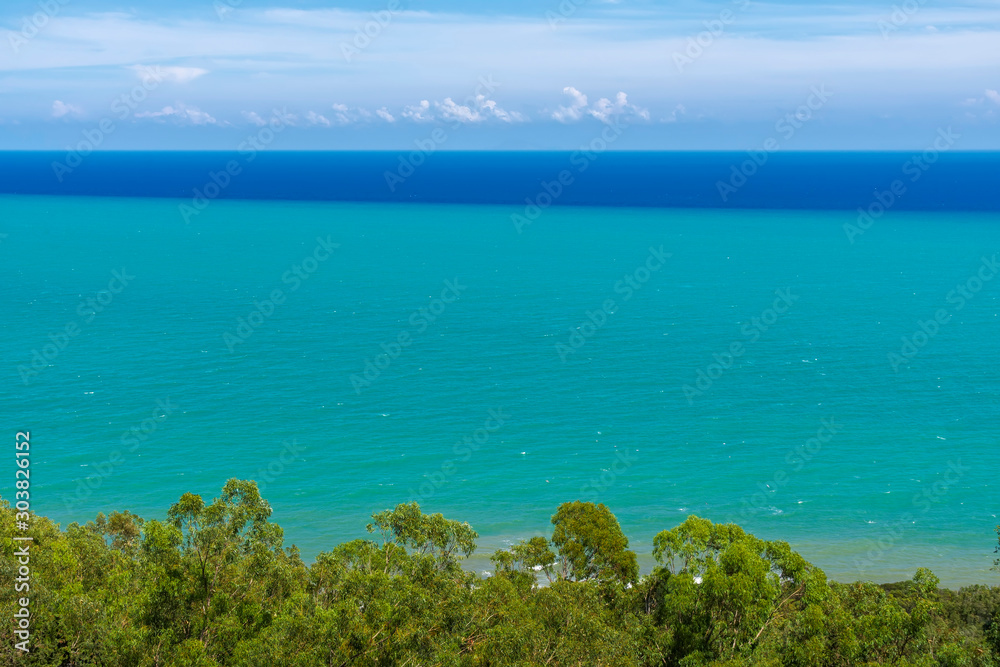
[994,524,1000,574]
[550,500,639,585]
[493,535,557,586]
[366,501,478,575]
[1,487,998,666]
[648,515,828,664]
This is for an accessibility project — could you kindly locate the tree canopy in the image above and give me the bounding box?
[1,482,998,666]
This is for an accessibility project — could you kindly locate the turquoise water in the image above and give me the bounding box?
[2,194,998,587]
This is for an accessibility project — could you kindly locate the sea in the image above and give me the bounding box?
[1,151,998,587]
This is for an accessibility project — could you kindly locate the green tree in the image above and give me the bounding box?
[367,501,478,575]
[994,525,1000,574]
[550,501,639,585]
[2,487,998,666]
[650,515,827,664]
[491,535,557,588]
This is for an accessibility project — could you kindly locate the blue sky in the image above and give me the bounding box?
[1,0,998,149]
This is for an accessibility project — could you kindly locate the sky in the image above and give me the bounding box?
[1,0,998,150]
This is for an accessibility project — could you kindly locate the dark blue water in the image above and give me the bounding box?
[1,151,997,210]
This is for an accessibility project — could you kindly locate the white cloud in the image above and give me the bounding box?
[958,90,1000,115]
[160,66,208,84]
[552,86,589,122]
[135,103,217,125]
[330,103,352,125]
[306,110,331,127]
[245,109,298,126]
[325,103,377,125]
[552,87,648,124]
[472,95,525,123]
[248,98,517,127]
[51,100,83,118]
[436,97,480,123]
[588,91,649,123]
[128,65,208,84]
[436,95,524,123]
[402,100,434,122]
[661,103,686,123]
[242,111,266,126]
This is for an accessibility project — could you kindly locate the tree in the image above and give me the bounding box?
[160,479,303,658]
[1,488,997,666]
[366,501,478,574]
[651,515,828,663]
[994,524,1000,574]
[491,535,557,587]
[93,510,145,552]
[550,501,639,585]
